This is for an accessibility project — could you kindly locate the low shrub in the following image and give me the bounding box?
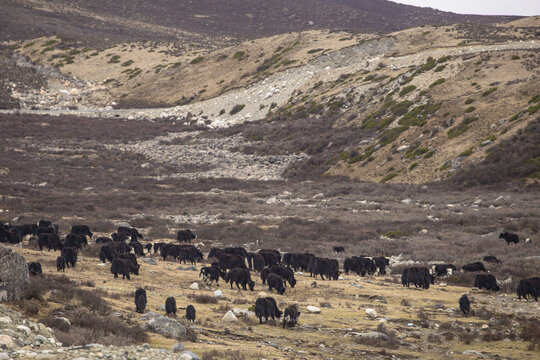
[230,104,245,115]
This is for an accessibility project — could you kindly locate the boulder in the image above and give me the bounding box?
[189,283,199,290]
[306,306,321,314]
[141,316,187,339]
[365,308,378,319]
[232,308,254,318]
[462,350,488,359]
[345,332,388,340]
[180,351,200,360]
[141,257,157,265]
[171,343,185,352]
[213,290,223,298]
[222,311,238,323]
[0,335,15,348]
[0,317,12,324]
[0,245,30,301]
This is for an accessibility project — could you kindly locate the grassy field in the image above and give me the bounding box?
[8,240,540,359]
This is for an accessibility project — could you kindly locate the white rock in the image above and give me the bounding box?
[189,282,199,290]
[365,309,377,319]
[481,324,489,329]
[306,306,321,314]
[222,311,238,323]
[401,198,412,204]
[213,290,223,298]
[0,335,14,348]
[338,276,344,280]
[463,350,488,359]
[397,145,409,152]
[0,317,12,324]
[16,325,31,335]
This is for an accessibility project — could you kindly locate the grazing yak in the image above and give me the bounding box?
[208,247,225,260]
[224,268,255,291]
[483,256,502,264]
[61,247,78,268]
[153,242,165,253]
[17,224,38,238]
[99,245,117,263]
[431,264,457,277]
[474,274,499,291]
[110,258,139,280]
[118,226,143,239]
[165,297,177,316]
[200,266,226,284]
[177,229,196,243]
[37,233,62,251]
[218,253,246,271]
[27,262,42,275]
[500,232,519,245]
[290,253,315,272]
[312,258,340,280]
[144,243,153,253]
[38,220,53,228]
[333,246,345,253]
[56,256,66,272]
[70,225,93,238]
[186,305,196,323]
[112,232,133,242]
[462,262,487,272]
[255,297,282,324]
[261,267,271,284]
[135,288,147,313]
[402,267,433,289]
[129,240,145,256]
[267,273,286,295]
[250,253,266,272]
[459,295,470,316]
[95,236,112,244]
[344,257,375,277]
[283,304,301,329]
[270,265,296,288]
[224,246,248,258]
[258,249,281,266]
[517,277,540,301]
[64,234,87,249]
[282,253,293,267]
[373,256,389,275]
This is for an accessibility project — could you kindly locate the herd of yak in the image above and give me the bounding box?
[1,220,539,329]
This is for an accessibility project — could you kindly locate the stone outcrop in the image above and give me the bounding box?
[0,245,30,301]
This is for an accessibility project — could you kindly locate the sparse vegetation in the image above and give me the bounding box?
[482,87,497,96]
[447,117,478,139]
[229,104,245,115]
[399,85,416,97]
[429,78,445,88]
[190,56,204,64]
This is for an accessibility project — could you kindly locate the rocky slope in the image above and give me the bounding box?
[3,17,539,184]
